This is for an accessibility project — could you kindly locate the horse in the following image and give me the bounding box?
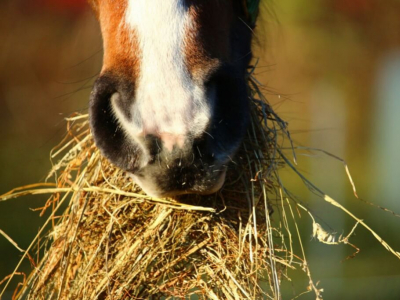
[88,0,259,197]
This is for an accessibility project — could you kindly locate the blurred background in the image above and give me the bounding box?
[0,0,399,299]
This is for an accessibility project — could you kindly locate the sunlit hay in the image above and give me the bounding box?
[1,73,399,300]
[0,70,302,300]
[2,72,400,299]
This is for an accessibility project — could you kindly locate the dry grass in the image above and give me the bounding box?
[1,72,399,300]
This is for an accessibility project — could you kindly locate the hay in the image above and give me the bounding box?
[1,71,399,299]
[0,71,298,299]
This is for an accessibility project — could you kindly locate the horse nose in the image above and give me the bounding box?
[89,75,232,197]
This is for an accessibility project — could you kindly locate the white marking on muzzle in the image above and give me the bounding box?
[113,0,212,153]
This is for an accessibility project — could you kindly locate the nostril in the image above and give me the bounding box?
[89,76,120,144]
[110,86,136,122]
[89,74,142,172]
[111,92,131,120]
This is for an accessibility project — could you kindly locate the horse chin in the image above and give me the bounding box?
[129,169,227,199]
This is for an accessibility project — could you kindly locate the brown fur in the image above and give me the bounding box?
[91,0,141,81]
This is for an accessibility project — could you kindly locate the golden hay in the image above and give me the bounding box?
[5,74,296,299]
[1,74,399,300]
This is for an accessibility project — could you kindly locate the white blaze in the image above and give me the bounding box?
[113,0,211,149]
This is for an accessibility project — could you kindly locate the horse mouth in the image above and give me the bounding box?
[129,167,227,198]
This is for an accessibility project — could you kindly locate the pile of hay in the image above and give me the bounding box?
[2,71,399,299]
[1,73,303,299]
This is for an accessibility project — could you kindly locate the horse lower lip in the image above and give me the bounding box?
[199,169,227,195]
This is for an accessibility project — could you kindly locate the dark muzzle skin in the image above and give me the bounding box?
[89,7,254,197]
[129,138,229,197]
